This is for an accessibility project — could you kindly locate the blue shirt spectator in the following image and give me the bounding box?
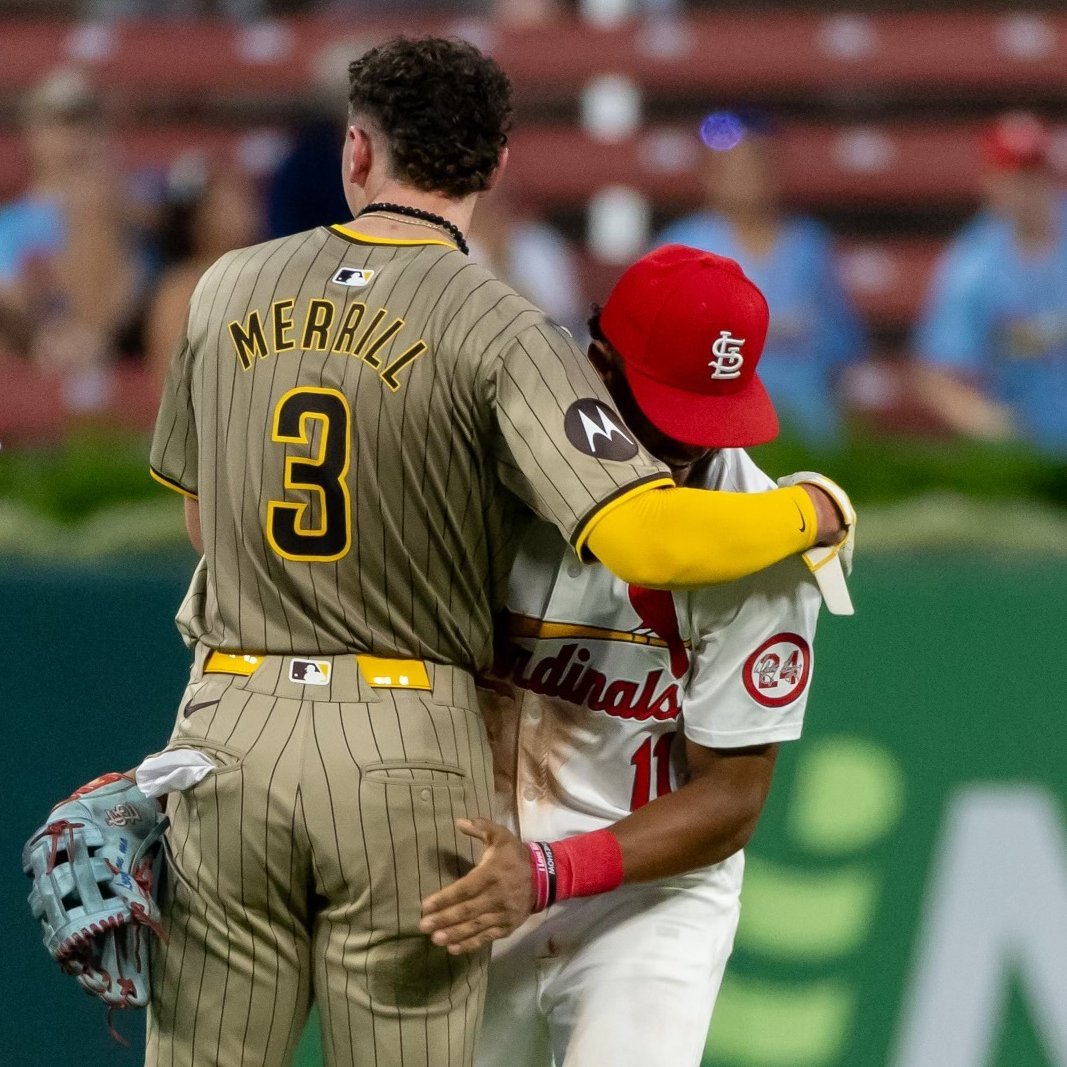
[915,204,1067,456]
[914,112,1067,456]
[0,70,140,374]
[0,196,65,291]
[656,116,865,447]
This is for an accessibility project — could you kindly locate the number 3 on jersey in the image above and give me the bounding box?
[266,387,351,562]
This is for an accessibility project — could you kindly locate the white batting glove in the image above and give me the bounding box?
[777,471,856,616]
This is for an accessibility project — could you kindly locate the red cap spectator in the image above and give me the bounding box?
[981,111,1049,172]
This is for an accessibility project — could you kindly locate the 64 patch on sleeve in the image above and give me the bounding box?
[743,632,811,708]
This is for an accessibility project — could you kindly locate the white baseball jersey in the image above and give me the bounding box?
[477,448,823,1067]
[487,447,821,845]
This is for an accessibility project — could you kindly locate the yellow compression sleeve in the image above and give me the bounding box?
[584,484,819,588]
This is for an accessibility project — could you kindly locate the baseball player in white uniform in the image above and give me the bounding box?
[419,246,849,1067]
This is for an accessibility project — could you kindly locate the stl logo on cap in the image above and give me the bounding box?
[709,330,745,380]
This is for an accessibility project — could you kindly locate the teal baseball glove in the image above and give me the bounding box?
[23,772,168,1020]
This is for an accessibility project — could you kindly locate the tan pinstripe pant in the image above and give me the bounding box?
[145,651,493,1067]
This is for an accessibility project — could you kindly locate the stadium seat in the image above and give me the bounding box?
[1,13,1065,105]
[1,120,1023,211]
[837,237,942,328]
[0,354,158,444]
[506,123,1009,209]
[0,126,290,199]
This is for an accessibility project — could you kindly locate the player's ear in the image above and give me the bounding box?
[345,124,374,189]
[484,145,509,192]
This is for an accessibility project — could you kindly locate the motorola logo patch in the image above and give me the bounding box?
[564,399,639,461]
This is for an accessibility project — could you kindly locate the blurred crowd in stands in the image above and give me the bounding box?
[1,52,1066,457]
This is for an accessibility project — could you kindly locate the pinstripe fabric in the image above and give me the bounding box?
[145,226,667,1066]
[147,657,494,1067]
[150,227,668,671]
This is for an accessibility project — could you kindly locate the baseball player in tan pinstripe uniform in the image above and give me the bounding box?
[144,36,849,1067]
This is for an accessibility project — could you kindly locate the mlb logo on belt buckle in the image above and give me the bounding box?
[289,659,331,685]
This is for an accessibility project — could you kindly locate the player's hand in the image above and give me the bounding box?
[779,471,857,615]
[801,484,847,547]
[419,817,534,955]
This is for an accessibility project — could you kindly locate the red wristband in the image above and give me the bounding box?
[546,829,625,903]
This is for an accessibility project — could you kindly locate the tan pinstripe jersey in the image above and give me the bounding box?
[150,224,670,670]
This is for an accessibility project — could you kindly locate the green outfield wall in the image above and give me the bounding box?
[4,553,1066,1067]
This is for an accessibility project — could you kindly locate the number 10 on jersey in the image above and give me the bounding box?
[630,733,675,811]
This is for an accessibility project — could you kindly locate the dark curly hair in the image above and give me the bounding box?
[348,36,512,199]
[588,304,606,344]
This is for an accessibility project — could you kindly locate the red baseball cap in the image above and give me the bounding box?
[599,244,778,448]
[982,112,1049,171]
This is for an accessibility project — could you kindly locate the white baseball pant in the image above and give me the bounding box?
[476,857,743,1067]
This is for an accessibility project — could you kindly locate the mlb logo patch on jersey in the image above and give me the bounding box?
[331,267,374,288]
[289,658,331,685]
[743,633,811,708]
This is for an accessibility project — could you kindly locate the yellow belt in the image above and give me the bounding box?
[203,650,432,690]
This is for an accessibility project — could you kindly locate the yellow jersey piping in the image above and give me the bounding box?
[328,224,456,250]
